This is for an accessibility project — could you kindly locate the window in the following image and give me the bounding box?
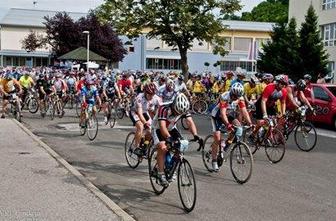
[220,61,253,72]
[128,46,135,52]
[233,37,252,51]
[146,37,162,50]
[313,86,331,101]
[322,0,336,10]
[146,58,181,70]
[322,23,336,46]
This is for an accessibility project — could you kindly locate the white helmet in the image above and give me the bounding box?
[166,79,175,91]
[173,93,190,114]
[230,82,244,97]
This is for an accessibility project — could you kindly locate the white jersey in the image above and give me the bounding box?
[158,84,177,102]
[175,81,188,93]
[131,93,161,113]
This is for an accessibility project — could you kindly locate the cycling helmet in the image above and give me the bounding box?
[296,79,306,91]
[230,82,244,97]
[144,82,157,95]
[236,71,246,77]
[108,80,114,87]
[173,93,190,115]
[166,79,175,91]
[275,74,288,85]
[4,72,13,80]
[262,73,274,82]
[303,74,312,81]
[249,77,256,84]
[39,73,45,79]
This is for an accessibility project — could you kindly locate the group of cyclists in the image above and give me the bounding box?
[0,66,316,186]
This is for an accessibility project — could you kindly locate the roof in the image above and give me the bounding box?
[0,8,86,28]
[58,47,108,61]
[223,20,275,32]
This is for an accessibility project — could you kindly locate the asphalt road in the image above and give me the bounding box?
[21,108,336,221]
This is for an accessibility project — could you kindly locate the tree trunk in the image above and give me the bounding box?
[179,48,189,82]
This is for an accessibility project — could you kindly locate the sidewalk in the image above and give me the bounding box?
[0,119,122,221]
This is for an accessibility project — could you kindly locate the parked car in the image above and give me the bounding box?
[304,83,336,129]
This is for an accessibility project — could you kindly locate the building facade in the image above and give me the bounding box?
[0,8,274,74]
[289,0,336,76]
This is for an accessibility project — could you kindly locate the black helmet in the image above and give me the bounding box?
[303,74,312,81]
[296,79,306,91]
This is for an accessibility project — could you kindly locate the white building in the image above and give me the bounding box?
[289,0,336,75]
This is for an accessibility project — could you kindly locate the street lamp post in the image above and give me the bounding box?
[82,31,90,74]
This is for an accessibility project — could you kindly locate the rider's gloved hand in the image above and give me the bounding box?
[226,123,233,131]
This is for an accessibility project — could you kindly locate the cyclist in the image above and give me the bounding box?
[210,83,253,172]
[0,72,23,118]
[130,83,161,156]
[117,72,134,96]
[175,75,191,97]
[223,71,234,92]
[158,78,177,102]
[54,73,67,108]
[230,70,245,87]
[286,79,314,112]
[249,75,288,140]
[79,78,101,128]
[102,77,121,124]
[243,78,258,105]
[36,73,55,117]
[152,93,202,186]
[19,71,35,108]
[66,72,77,95]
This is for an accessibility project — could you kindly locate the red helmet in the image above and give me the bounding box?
[144,83,157,95]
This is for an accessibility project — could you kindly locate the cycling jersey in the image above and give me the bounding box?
[54,79,66,92]
[244,82,258,100]
[192,81,204,93]
[105,84,117,98]
[262,83,287,108]
[81,85,98,105]
[19,76,34,89]
[224,78,232,92]
[131,93,161,113]
[158,85,176,102]
[211,81,220,94]
[210,92,246,132]
[0,79,17,93]
[175,81,188,93]
[118,79,132,92]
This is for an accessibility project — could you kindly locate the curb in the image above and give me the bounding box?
[12,119,135,221]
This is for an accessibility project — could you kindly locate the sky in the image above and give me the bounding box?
[0,0,264,20]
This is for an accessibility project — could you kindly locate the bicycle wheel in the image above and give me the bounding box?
[294,121,317,152]
[75,102,80,117]
[80,123,87,136]
[180,116,189,130]
[15,103,22,122]
[148,147,166,195]
[243,129,258,155]
[202,135,215,172]
[124,132,140,168]
[109,104,117,128]
[192,100,208,114]
[116,107,125,119]
[48,102,55,120]
[28,97,39,114]
[177,159,197,212]
[56,100,64,118]
[265,128,286,164]
[87,115,98,141]
[230,142,253,184]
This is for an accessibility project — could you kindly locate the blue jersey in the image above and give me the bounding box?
[81,85,98,104]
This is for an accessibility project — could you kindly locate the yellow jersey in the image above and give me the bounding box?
[224,79,232,92]
[244,82,258,100]
[192,81,204,93]
[256,82,267,96]
[19,76,34,89]
[211,81,220,94]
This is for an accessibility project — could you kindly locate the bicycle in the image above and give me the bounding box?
[79,103,99,141]
[124,128,152,169]
[22,88,39,114]
[148,138,201,212]
[191,93,208,114]
[42,94,55,120]
[9,93,22,122]
[246,117,286,164]
[202,125,253,184]
[278,106,317,152]
[54,93,65,118]
[104,98,117,128]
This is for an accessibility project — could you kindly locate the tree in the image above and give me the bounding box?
[77,13,127,62]
[257,23,287,74]
[241,0,288,23]
[299,5,329,79]
[43,12,126,62]
[44,12,80,56]
[96,0,242,78]
[21,30,47,52]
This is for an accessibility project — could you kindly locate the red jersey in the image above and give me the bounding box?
[77,79,85,92]
[117,79,132,91]
[262,83,287,107]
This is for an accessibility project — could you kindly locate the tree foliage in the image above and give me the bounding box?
[299,5,329,78]
[241,0,288,23]
[26,12,127,62]
[96,0,242,76]
[258,6,329,81]
[21,30,47,52]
